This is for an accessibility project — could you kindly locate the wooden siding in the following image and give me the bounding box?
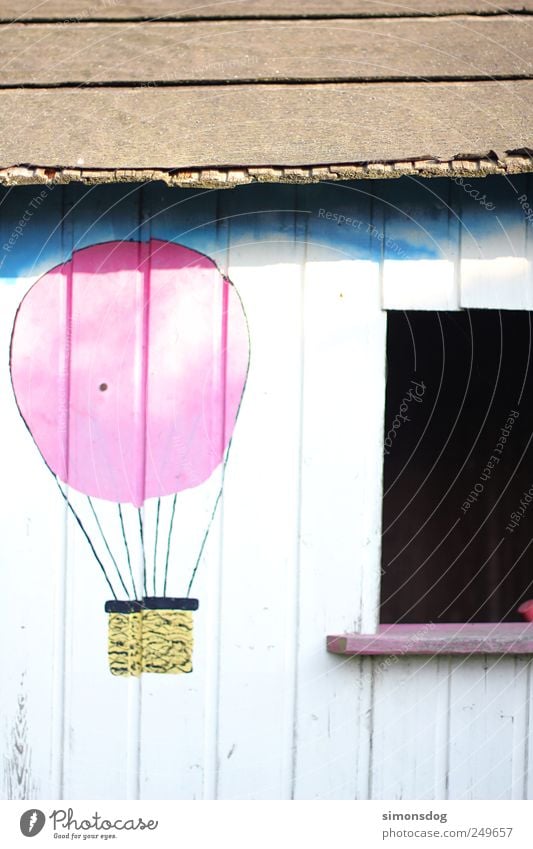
[2,18,532,85]
[2,1,532,21]
[1,176,533,801]
[0,1,532,179]
[1,82,533,173]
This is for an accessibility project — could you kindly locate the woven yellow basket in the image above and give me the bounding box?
[105,601,143,677]
[105,598,199,676]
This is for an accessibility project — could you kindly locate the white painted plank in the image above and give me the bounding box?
[447,655,530,799]
[215,187,305,799]
[370,655,450,799]
[523,658,533,800]
[292,181,387,799]
[293,254,386,800]
[0,186,67,798]
[382,178,459,310]
[510,657,531,800]
[60,185,145,799]
[459,175,532,310]
[138,185,230,801]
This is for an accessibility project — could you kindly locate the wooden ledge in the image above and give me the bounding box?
[327,623,533,656]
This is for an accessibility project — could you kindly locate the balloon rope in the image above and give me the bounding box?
[118,504,138,599]
[186,282,251,598]
[55,480,117,599]
[162,494,177,596]
[152,498,161,596]
[186,478,225,598]
[87,496,131,599]
[187,280,252,598]
[138,509,147,598]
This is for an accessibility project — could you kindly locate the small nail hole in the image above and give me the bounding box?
[99,383,108,392]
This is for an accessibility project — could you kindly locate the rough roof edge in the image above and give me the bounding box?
[1,154,532,188]
[4,0,533,22]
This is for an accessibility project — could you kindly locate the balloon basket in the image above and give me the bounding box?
[105,601,143,677]
[105,598,199,676]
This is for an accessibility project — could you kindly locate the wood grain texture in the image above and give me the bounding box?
[137,184,226,802]
[58,186,144,801]
[328,623,533,654]
[447,656,530,798]
[381,177,460,310]
[1,81,532,170]
[213,189,306,800]
[3,678,38,800]
[459,175,532,309]
[370,656,449,798]
[2,1,533,22]
[1,17,532,85]
[294,239,387,798]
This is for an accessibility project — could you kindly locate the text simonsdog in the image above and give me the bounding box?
[382,811,447,824]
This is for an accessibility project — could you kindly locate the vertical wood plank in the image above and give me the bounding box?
[214,185,305,799]
[447,655,530,799]
[370,655,450,799]
[293,183,386,799]
[524,657,533,800]
[459,175,532,309]
[1,185,67,798]
[59,184,145,799]
[138,184,227,800]
[381,177,459,310]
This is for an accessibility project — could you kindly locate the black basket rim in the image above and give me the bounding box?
[105,597,199,613]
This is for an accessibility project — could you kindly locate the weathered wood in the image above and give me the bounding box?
[58,185,144,799]
[0,185,68,800]
[447,656,530,798]
[459,175,533,309]
[381,178,460,310]
[3,677,38,800]
[1,17,532,85]
[293,194,387,799]
[2,1,532,22]
[1,81,532,171]
[328,623,533,654]
[370,656,450,798]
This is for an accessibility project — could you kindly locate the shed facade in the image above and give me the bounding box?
[1,0,533,801]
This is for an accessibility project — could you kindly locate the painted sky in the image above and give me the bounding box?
[1,176,530,287]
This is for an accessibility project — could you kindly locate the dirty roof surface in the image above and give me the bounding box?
[0,0,532,186]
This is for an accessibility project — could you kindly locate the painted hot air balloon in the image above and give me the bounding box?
[10,239,250,676]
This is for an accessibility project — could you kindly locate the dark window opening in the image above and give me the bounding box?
[381,310,533,625]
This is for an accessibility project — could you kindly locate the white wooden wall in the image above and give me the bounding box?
[1,175,532,800]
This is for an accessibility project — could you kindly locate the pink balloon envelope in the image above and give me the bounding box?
[10,240,249,507]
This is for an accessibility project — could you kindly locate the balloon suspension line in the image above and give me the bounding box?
[152,498,161,596]
[185,440,235,598]
[55,479,118,599]
[162,494,177,597]
[186,289,251,598]
[185,482,224,598]
[118,504,138,599]
[138,508,147,598]
[87,496,131,599]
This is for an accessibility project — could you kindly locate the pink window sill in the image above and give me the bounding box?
[327,623,533,656]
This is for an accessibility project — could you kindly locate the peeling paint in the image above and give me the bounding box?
[3,675,37,800]
[0,154,531,189]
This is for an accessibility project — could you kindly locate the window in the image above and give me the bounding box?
[381,309,533,625]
